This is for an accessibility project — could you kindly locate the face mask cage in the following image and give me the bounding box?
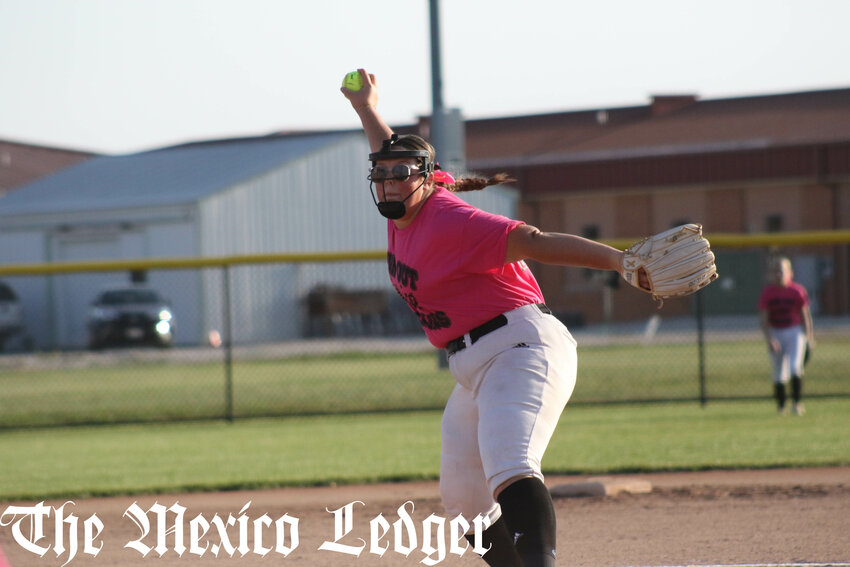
[368,134,434,176]
[368,164,425,183]
[367,135,436,219]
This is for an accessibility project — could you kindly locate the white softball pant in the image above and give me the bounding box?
[440,303,577,526]
[768,324,806,383]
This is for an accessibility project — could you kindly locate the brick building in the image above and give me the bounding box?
[408,88,850,323]
[0,140,95,197]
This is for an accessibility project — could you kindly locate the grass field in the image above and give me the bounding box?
[1,333,847,501]
[0,336,847,428]
[1,398,848,501]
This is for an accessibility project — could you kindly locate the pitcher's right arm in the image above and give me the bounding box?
[341,69,393,152]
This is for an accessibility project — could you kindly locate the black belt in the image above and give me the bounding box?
[446,303,551,356]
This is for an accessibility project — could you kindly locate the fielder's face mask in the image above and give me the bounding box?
[368,134,434,220]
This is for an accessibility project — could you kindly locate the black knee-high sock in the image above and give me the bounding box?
[465,516,522,567]
[774,382,787,409]
[791,376,802,402]
[496,477,557,567]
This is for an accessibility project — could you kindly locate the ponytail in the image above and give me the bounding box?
[386,134,516,192]
[439,171,516,193]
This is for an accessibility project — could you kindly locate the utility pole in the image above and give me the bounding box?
[428,0,465,173]
[429,0,445,120]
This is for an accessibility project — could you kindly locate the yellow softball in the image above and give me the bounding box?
[341,71,364,91]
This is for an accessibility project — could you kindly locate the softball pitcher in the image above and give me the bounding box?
[342,69,648,567]
[758,256,815,416]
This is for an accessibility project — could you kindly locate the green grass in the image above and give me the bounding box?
[548,398,850,471]
[575,336,848,401]
[2,399,848,501]
[0,352,456,427]
[1,337,847,428]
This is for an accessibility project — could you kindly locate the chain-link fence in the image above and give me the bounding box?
[1,238,848,429]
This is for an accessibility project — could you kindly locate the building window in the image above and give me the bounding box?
[130,270,148,284]
[582,225,600,240]
[582,225,600,280]
[765,215,783,232]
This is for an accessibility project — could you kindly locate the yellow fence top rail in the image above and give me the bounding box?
[602,229,850,253]
[0,250,387,276]
[1,230,849,276]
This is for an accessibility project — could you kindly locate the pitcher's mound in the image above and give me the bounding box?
[551,476,652,498]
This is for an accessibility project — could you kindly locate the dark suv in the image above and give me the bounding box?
[88,286,175,349]
[0,281,23,352]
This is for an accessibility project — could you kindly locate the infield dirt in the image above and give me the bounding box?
[1,467,848,566]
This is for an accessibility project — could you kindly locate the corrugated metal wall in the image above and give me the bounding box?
[0,209,203,349]
[197,133,519,343]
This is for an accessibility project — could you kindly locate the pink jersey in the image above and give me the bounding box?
[758,282,809,328]
[387,187,544,348]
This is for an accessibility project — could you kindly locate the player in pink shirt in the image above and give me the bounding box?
[758,256,815,415]
[387,183,544,349]
[343,70,650,567]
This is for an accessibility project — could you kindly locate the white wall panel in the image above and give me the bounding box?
[0,230,51,350]
[196,134,520,342]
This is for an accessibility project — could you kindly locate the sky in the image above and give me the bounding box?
[1,0,849,155]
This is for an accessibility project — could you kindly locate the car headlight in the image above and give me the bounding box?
[158,309,173,322]
[155,320,172,335]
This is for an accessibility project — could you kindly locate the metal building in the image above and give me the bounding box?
[0,131,518,350]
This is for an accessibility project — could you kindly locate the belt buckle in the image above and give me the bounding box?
[447,334,468,356]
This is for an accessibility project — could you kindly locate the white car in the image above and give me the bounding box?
[87,286,175,349]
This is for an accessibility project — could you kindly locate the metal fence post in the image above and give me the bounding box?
[222,264,234,422]
[696,292,707,407]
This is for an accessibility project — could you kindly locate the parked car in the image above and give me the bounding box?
[0,281,23,352]
[87,286,175,349]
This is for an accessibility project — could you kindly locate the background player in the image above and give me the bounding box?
[758,256,814,415]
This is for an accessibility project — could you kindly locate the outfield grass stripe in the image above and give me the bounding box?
[1,400,848,501]
[1,337,848,428]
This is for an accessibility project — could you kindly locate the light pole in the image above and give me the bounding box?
[428,0,465,174]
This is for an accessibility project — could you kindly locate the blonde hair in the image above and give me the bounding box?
[769,256,792,271]
[391,135,516,192]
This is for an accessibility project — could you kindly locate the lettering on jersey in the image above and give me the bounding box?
[387,253,451,331]
[766,297,799,327]
[387,253,419,291]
